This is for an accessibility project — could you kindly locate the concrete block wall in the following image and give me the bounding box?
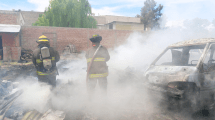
[21,26,134,53]
[3,46,22,61]
[3,47,12,61]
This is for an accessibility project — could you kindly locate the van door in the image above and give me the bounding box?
[201,44,215,98]
[0,36,3,60]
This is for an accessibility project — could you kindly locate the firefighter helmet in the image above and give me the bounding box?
[90,34,102,43]
[36,35,50,44]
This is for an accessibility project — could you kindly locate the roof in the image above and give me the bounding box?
[20,11,43,26]
[0,10,19,15]
[92,15,140,25]
[1,10,140,27]
[0,10,43,26]
[92,16,106,25]
[169,38,215,47]
[0,24,21,32]
[106,21,143,25]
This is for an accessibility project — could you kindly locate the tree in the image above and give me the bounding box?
[135,14,140,18]
[140,0,163,30]
[33,14,49,26]
[33,0,97,28]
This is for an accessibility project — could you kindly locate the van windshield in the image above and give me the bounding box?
[154,45,206,66]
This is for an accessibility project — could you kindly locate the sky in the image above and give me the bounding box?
[0,0,215,26]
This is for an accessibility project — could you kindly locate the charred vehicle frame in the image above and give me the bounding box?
[144,38,215,112]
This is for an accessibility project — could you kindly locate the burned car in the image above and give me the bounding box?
[144,38,215,112]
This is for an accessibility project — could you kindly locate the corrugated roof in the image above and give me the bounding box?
[0,24,21,32]
[169,38,215,47]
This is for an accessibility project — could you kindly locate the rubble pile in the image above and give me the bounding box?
[0,62,35,81]
[0,80,66,120]
[0,80,23,119]
[0,56,213,120]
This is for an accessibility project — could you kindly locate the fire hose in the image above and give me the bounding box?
[86,45,102,82]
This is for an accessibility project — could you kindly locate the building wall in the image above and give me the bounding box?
[21,26,134,54]
[0,11,19,25]
[93,15,141,26]
[0,33,16,47]
[104,16,140,24]
[115,23,144,30]
[92,16,106,25]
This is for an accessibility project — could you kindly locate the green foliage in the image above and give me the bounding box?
[140,0,163,30]
[32,14,49,26]
[33,0,97,28]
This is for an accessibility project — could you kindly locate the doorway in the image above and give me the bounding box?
[0,36,3,60]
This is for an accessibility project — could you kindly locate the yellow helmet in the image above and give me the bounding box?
[36,35,50,44]
[90,34,102,43]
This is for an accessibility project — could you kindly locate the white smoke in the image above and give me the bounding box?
[16,78,52,113]
[14,17,215,119]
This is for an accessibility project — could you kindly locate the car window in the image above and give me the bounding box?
[189,49,204,65]
[154,45,206,66]
[155,48,182,65]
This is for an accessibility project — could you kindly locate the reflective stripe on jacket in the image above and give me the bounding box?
[87,57,105,63]
[85,46,110,74]
[37,70,56,76]
[36,59,42,64]
[89,73,108,78]
[37,71,49,75]
[36,57,55,64]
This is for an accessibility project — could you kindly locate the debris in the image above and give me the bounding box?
[20,48,33,62]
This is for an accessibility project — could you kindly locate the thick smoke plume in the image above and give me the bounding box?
[15,19,215,119]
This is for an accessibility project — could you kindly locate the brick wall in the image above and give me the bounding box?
[0,13,18,25]
[21,26,136,53]
[3,47,10,61]
[11,47,21,60]
[0,33,20,61]
[0,33,16,47]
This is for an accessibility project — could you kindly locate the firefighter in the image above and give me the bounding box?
[86,34,110,98]
[32,35,60,88]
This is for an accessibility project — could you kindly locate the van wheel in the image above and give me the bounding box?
[167,97,182,112]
